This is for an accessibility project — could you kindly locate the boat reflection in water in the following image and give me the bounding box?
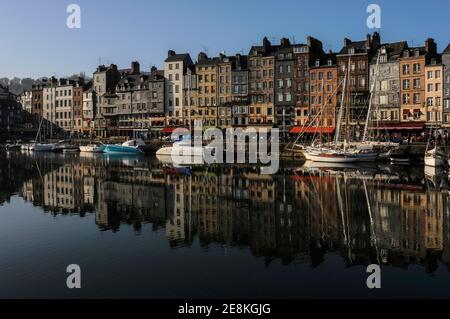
[2,152,450,298]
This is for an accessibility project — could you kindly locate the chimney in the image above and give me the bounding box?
[150,66,157,73]
[262,37,271,53]
[168,50,176,58]
[280,37,290,48]
[425,38,437,55]
[344,38,351,47]
[365,34,372,49]
[372,32,381,49]
[198,52,208,62]
[131,61,140,74]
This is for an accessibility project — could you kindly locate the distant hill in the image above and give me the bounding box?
[0,73,91,95]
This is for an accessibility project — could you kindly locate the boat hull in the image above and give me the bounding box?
[79,145,104,153]
[304,152,358,163]
[104,144,143,155]
[424,156,446,167]
[32,144,55,152]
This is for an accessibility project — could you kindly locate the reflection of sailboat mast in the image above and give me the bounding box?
[337,174,352,263]
[188,173,192,241]
[363,180,381,265]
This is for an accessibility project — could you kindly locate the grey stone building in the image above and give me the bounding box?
[109,64,166,138]
[93,64,121,137]
[231,54,249,127]
[442,44,450,128]
[369,41,408,127]
[275,38,295,138]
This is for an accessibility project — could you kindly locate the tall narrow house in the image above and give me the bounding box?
[337,32,380,138]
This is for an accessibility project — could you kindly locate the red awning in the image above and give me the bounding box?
[161,127,189,134]
[290,126,335,134]
[369,122,425,130]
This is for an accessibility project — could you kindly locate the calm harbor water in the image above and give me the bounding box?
[0,151,450,299]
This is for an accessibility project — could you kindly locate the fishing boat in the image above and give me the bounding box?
[103,139,145,155]
[79,144,104,153]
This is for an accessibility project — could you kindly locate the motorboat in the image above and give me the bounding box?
[103,139,145,155]
[424,147,447,167]
[79,144,104,153]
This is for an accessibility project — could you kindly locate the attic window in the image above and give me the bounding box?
[327,60,332,66]
[414,49,420,57]
[380,55,387,63]
[315,59,320,67]
[349,48,355,55]
[403,51,410,58]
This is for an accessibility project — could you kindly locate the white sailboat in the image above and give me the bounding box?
[31,116,55,152]
[424,146,447,167]
[424,127,448,167]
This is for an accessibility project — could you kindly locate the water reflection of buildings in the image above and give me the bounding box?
[5,152,450,272]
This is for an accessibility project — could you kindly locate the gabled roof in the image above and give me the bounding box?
[339,40,369,55]
[165,53,192,63]
[443,43,450,54]
[371,41,408,63]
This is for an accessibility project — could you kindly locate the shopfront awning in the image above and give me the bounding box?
[290,126,335,134]
[369,122,425,130]
[161,127,189,134]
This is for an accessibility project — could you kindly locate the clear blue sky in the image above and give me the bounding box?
[1,0,449,78]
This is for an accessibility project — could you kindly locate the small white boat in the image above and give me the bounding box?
[424,147,447,167]
[79,144,104,153]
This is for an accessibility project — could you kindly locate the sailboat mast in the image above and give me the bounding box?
[363,50,381,143]
[344,57,351,148]
[334,64,348,145]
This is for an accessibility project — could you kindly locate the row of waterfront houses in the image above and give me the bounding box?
[18,32,450,139]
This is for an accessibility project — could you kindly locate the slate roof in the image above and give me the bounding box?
[339,40,369,55]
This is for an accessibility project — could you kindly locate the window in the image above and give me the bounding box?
[402,64,410,75]
[413,79,421,89]
[413,93,420,104]
[379,95,388,105]
[413,63,421,74]
[427,97,433,106]
[402,93,410,104]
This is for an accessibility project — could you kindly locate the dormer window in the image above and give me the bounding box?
[381,47,387,54]
[380,55,387,63]
[327,59,332,66]
[403,51,410,58]
[414,49,420,57]
[349,48,355,55]
[315,59,320,67]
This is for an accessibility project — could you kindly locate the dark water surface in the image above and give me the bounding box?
[0,151,450,299]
